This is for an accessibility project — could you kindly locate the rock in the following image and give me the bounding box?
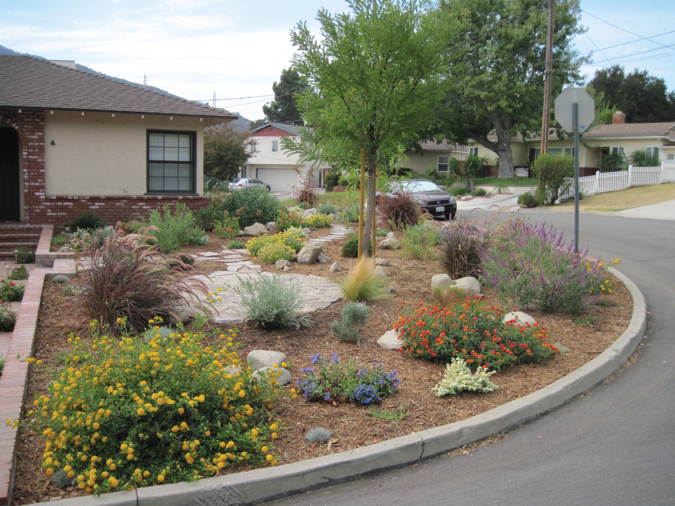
[318,253,330,264]
[329,261,343,272]
[455,276,481,296]
[503,311,537,326]
[375,258,391,266]
[167,302,197,324]
[385,285,396,294]
[377,329,404,350]
[411,262,421,269]
[297,243,324,264]
[379,238,401,250]
[306,428,332,442]
[58,246,71,253]
[275,259,291,270]
[252,367,291,386]
[237,229,245,236]
[283,266,292,272]
[386,231,396,240]
[374,266,387,279]
[431,274,455,291]
[247,350,287,371]
[302,227,312,235]
[554,343,570,353]
[303,209,318,217]
[266,222,276,232]
[223,365,242,376]
[243,223,268,236]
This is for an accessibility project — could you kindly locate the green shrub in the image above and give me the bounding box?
[15,247,35,264]
[376,228,389,237]
[257,243,296,264]
[223,187,280,228]
[517,191,538,208]
[297,202,310,210]
[194,192,228,231]
[531,154,574,205]
[148,204,206,253]
[432,358,498,396]
[25,326,282,492]
[324,170,342,192]
[61,284,83,297]
[440,221,491,278]
[246,231,305,257]
[276,208,304,232]
[402,223,440,260]
[317,203,338,215]
[8,265,28,280]
[52,275,70,284]
[396,297,559,371]
[51,235,67,247]
[285,226,308,239]
[304,213,332,229]
[234,274,311,329]
[75,225,209,333]
[0,279,24,302]
[628,149,659,167]
[450,186,468,197]
[296,353,399,405]
[226,240,245,249]
[69,212,104,233]
[330,303,370,344]
[470,188,487,197]
[340,257,385,302]
[341,237,371,258]
[0,303,17,332]
[378,192,421,230]
[213,210,240,240]
[339,204,360,223]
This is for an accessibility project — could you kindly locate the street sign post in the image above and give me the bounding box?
[554,87,594,253]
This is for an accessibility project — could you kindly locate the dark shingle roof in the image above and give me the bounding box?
[249,122,304,135]
[582,122,675,140]
[419,140,468,152]
[0,55,235,119]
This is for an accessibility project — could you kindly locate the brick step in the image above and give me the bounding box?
[0,224,43,232]
[0,234,41,242]
[0,242,38,251]
[0,251,16,261]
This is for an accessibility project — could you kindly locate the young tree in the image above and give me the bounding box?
[262,68,310,125]
[284,0,448,253]
[436,0,586,178]
[203,122,251,182]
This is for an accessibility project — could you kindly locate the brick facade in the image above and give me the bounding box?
[0,107,209,227]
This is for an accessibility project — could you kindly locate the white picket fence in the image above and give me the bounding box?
[560,161,675,199]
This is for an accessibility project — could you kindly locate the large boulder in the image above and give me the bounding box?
[377,329,404,350]
[247,350,287,371]
[329,261,343,272]
[275,259,291,270]
[431,274,455,292]
[266,222,276,232]
[455,276,481,296]
[297,243,324,264]
[379,238,401,250]
[503,311,537,326]
[243,223,268,236]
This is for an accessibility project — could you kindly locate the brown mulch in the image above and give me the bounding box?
[12,225,632,504]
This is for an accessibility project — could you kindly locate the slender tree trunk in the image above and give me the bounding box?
[362,154,377,256]
[493,125,515,178]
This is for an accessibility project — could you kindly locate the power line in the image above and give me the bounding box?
[582,9,675,51]
[585,34,613,66]
[588,29,675,54]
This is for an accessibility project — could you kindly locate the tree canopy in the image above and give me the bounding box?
[260,67,310,126]
[203,122,251,182]
[435,0,586,177]
[285,0,447,252]
[588,65,675,123]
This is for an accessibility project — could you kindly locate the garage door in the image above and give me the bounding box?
[256,168,297,192]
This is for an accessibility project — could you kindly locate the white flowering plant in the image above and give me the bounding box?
[432,358,498,397]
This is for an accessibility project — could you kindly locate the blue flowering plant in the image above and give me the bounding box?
[296,353,400,406]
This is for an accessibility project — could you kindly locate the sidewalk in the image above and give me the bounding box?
[616,199,675,221]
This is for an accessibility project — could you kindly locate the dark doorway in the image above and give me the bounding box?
[0,128,20,221]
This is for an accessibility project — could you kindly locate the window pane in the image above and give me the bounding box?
[179,165,191,178]
[164,135,179,148]
[653,148,659,158]
[179,134,191,148]
[438,156,448,163]
[178,178,191,191]
[164,147,179,161]
[164,178,178,191]
[178,147,191,161]
[164,164,178,178]
[149,177,164,191]
[149,147,164,161]
[149,164,163,177]
[149,134,164,147]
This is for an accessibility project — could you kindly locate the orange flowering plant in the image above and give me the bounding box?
[394,297,559,372]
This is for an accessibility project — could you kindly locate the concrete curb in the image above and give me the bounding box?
[28,266,646,506]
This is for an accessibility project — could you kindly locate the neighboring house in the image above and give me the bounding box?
[243,123,329,192]
[0,55,235,225]
[468,111,675,177]
[398,140,467,176]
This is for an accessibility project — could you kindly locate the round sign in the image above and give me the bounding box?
[554,87,595,132]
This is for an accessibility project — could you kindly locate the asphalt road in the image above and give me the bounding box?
[264,210,675,506]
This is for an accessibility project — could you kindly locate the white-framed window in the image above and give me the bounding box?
[668,154,674,160]
[250,141,257,153]
[529,147,540,161]
[438,156,449,172]
[564,147,575,156]
[611,147,624,157]
[469,147,479,157]
[547,148,562,155]
[147,130,195,193]
[646,147,660,160]
[272,140,279,152]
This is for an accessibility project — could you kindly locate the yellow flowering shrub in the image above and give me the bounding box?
[246,231,305,257]
[304,213,333,229]
[26,320,282,493]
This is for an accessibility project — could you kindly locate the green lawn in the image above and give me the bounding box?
[468,176,538,187]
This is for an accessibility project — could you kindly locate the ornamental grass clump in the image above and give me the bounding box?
[395,297,559,372]
[296,353,399,405]
[440,220,491,278]
[479,220,615,315]
[432,357,498,396]
[234,274,310,329]
[340,257,385,302]
[20,323,282,493]
[377,191,421,230]
[75,225,209,333]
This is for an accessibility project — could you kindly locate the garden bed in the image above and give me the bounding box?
[11,226,632,504]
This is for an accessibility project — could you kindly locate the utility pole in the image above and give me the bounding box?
[212,91,217,108]
[540,0,555,157]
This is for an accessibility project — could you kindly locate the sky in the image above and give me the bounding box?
[1,0,674,122]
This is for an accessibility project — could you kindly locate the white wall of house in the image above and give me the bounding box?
[399,150,466,175]
[44,110,214,196]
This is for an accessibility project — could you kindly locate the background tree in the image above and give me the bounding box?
[589,65,675,123]
[435,0,586,178]
[261,67,310,125]
[284,0,447,253]
[249,118,267,129]
[203,122,251,182]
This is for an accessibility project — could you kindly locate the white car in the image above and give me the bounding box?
[228,178,271,191]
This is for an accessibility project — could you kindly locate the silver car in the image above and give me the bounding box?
[228,178,271,191]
